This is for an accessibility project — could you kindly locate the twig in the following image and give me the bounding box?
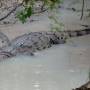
[80,0,85,20]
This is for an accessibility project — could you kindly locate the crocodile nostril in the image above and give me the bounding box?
[2,41,4,43]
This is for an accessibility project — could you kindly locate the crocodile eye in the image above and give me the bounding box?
[57,37,60,39]
[61,36,63,39]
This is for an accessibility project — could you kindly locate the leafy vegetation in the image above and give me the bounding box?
[17,6,33,23]
[16,0,63,23]
[49,14,64,31]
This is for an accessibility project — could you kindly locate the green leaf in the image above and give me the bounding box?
[26,6,32,17]
[16,0,63,23]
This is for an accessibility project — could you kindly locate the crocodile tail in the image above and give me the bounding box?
[67,28,90,37]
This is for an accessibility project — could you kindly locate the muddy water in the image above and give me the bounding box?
[0,38,90,90]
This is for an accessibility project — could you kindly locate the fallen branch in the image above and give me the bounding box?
[0,3,23,21]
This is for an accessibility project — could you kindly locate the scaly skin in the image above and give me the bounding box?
[0,29,90,60]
